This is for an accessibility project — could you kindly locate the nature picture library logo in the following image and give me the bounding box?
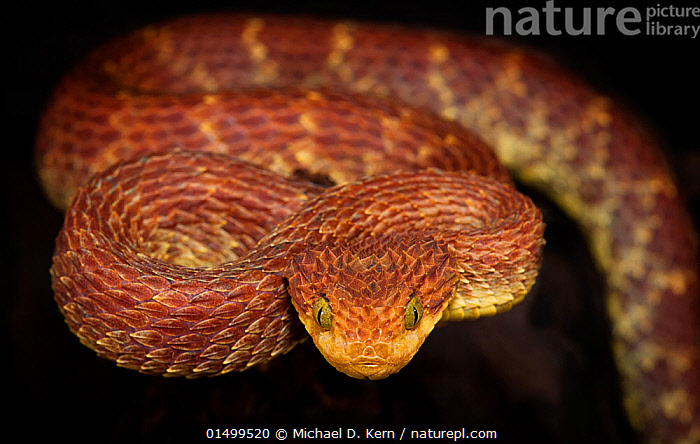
[486,1,700,37]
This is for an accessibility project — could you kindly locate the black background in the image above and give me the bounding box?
[4,1,698,443]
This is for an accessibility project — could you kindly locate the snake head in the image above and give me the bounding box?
[287,235,457,379]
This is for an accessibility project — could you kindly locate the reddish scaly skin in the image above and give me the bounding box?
[36,14,699,443]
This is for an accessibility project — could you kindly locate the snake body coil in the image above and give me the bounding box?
[35,14,698,443]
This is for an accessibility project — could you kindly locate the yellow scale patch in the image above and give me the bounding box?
[327,23,355,82]
[426,44,459,121]
[242,18,279,84]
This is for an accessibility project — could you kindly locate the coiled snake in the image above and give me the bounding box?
[35,14,698,443]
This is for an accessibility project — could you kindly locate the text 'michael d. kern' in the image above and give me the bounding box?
[293,428,387,439]
[292,427,493,439]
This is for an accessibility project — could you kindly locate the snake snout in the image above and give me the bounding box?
[316,330,425,380]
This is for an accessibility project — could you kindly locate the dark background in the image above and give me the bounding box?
[3,1,698,443]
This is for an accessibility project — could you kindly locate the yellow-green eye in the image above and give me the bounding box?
[312,297,332,330]
[404,296,423,330]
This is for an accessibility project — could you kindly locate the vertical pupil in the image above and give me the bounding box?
[405,296,422,330]
[313,297,332,330]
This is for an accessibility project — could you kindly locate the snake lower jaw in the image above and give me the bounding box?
[329,358,409,380]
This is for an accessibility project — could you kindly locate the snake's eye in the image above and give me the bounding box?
[404,296,423,330]
[312,297,332,330]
